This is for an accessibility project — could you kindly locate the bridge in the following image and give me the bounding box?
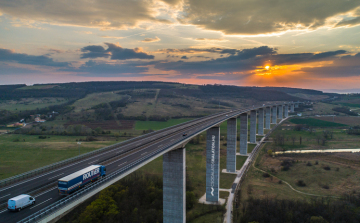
[0,102,300,223]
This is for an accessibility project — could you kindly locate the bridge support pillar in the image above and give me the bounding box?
[265,107,271,129]
[226,118,237,173]
[239,113,248,155]
[206,126,220,202]
[284,105,289,118]
[258,108,264,135]
[163,147,186,223]
[295,103,299,108]
[250,110,257,143]
[272,106,277,124]
[278,105,283,119]
[290,104,295,112]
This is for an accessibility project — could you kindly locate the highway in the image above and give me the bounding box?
[0,106,261,223]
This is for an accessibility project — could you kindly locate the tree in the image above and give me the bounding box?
[310,216,329,223]
[267,149,273,156]
[291,136,296,145]
[299,136,302,145]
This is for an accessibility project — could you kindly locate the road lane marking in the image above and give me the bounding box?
[88,159,99,164]
[118,162,127,166]
[0,194,10,199]
[0,208,7,214]
[115,150,123,154]
[48,173,64,180]
[141,152,147,156]
[35,187,58,198]
[158,144,163,148]
[30,198,52,209]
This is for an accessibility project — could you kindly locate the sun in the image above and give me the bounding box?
[265,65,270,70]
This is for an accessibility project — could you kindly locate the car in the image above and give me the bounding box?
[182,133,187,136]
[226,115,228,117]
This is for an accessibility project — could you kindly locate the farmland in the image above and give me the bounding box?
[64,120,135,130]
[289,117,347,127]
[72,92,123,112]
[315,116,360,126]
[0,97,67,111]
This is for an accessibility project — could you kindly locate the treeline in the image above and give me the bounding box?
[15,124,105,136]
[332,106,358,116]
[116,114,170,122]
[234,192,360,223]
[347,125,360,135]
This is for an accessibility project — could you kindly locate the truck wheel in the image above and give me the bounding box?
[32,201,35,205]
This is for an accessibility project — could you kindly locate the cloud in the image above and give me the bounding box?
[0,48,69,67]
[141,36,161,42]
[0,62,40,75]
[0,0,171,30]
[62,60,164,77]
[154,46,347,76]
[157,47,241,55]
[336,17,360,27]
[101,35,124,39]
[181,56,188,59]
[80,43,155,60]
[194,37,226,42]
[179,0,360,35]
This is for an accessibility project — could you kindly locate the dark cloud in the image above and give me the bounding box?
[81,43,154,60]
[180,0,360,35]
[0,48,69,67]
[158,47,244,55]
[181,56,188,59]
[155,46,347,76]
[0,63,40,75]
[336,17,360,27]
[141,36,160,42]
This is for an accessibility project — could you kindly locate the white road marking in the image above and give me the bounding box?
[30,198,52,209]
[34,187,58,198]
[0,208,7,214]
[48,173,64,180]
[118,162,127,166]
[158,144,163,148]
[115,150,123,154]
[88,159,99,164]
[0,194,10,199]
[141,152,147,156]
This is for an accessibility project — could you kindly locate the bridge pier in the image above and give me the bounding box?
[265,107,271,129]
[284,105,289,118]
[239,113,248,155]
[226,118,237,173]
[272,106,277,124]
[258,108,264,135]
[163,147,186,223]
[290,104,295,112]
[250,110,257,143]
[206,126,220,202]
[278,105,283,119]
[295,103,299,108]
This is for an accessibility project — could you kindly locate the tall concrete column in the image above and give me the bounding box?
[163,147,186,223]
[271,106,277,124]
[258,108,264,135]
[284,105,289,118]
[278,105,283,119]
[265,107,271,129]
[250,110,257,143]
[295,103,299,108]
[290,104,295,112]
[226,118,237,173]
[239,113,248,155]
[206,127,220,202]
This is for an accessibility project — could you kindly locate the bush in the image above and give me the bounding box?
[13,138,20,142]
[315,160,319,165]
[296,180,306,187]
[262,173,270,178]
[306,162,312,166]
[323,166,331,171]
[38,135,47,139]
[278,180,282,184]
[322,185,329,189]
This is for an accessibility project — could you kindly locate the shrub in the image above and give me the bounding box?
[315,160,319,165]
[336,167,340,171]
[278,180,282,184]
[323,166,331,171]
[296,180,306,187]
[322,185,329,189]
[267,149,273,156]
[38,135,47,139]
[13,138,20,142]
[281,166,290,171]
[306,162,312,166]
[262,173,270,178]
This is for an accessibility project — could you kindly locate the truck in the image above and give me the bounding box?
[58,165,106,195]
[7,194,35,212]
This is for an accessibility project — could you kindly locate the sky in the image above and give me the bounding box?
[0,0,360,91]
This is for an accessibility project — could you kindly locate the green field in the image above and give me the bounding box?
[0,134,120,180]
[289,118,346,127]
[338,103,360,108]
[0,98,67,111]
[72,92,123,112]
[135,118,193,130]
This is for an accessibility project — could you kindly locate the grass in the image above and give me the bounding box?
[135,118,193,130]
[338,103,360,108]
[72,92,123,112]
[0,98,67,111]
[289,117,347,127]
[0,134,120,180]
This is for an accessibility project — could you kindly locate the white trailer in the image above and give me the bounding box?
[7,194,35,212]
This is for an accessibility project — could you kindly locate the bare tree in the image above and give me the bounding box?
[291,136,296,145]
[299,136,302,145]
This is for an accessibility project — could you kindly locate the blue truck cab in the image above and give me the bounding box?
[58,165,106,195]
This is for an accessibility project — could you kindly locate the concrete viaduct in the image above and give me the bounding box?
[14,102,300,223]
